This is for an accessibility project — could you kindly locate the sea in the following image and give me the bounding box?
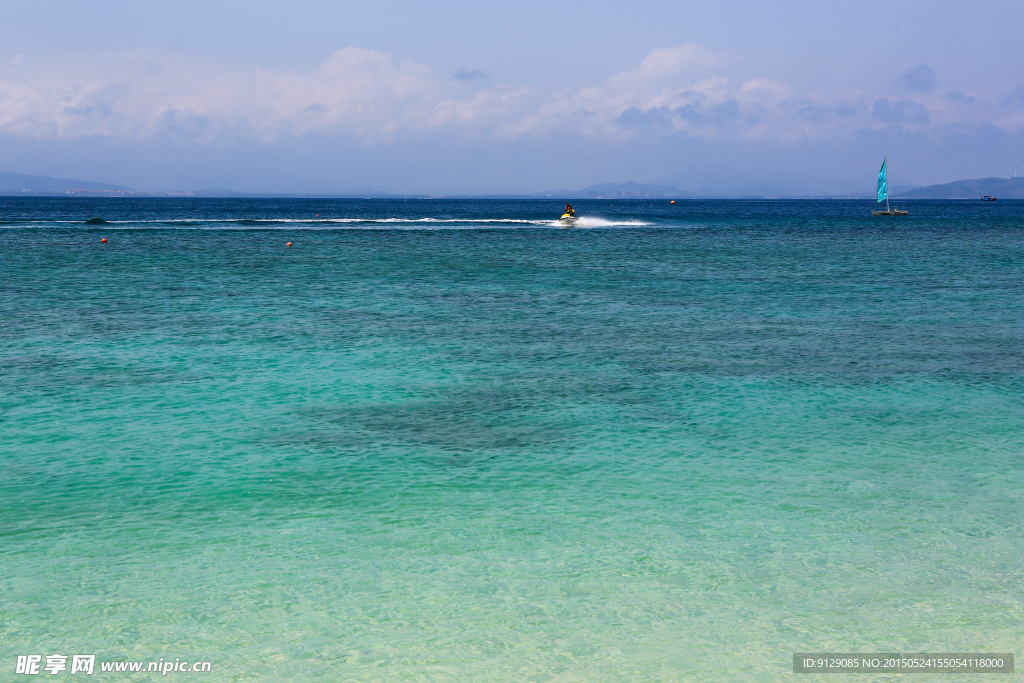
[2,197,1022,681]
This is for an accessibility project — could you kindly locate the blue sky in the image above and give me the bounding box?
[1,0,1022,193]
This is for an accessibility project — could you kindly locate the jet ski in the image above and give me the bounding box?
[559,212,577,226]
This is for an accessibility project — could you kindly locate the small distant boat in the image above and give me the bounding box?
[981,195,997,201]
[871,158,908,216]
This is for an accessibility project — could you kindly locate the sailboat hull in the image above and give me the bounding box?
[871,209,909,216]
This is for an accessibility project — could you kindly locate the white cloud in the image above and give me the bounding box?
[0,45,1018,147]
[0,48,532,143]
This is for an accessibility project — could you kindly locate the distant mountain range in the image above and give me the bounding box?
[562,181,683,199]
[3,170,1021,199]
[897,177,1024,199]
[0,172,861,198]
[0,171,134,195]
[0,172,387,198]
[530,181,872,199]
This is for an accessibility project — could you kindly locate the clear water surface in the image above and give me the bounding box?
[2,198,1022,680]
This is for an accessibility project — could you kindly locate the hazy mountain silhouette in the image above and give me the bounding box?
[0,171,132,194]
[898,177,1024,199]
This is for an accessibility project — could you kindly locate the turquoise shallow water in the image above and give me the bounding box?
[2,198,1023,680]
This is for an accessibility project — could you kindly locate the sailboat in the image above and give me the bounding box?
[871,158,908,215]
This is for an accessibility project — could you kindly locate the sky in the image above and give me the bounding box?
[1,0,1022,194]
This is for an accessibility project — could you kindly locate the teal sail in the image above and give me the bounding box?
[876,159,888,203]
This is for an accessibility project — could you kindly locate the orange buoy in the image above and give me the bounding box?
[670,200,676,204]
[100,238,107,243]
[286,242,292,247]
